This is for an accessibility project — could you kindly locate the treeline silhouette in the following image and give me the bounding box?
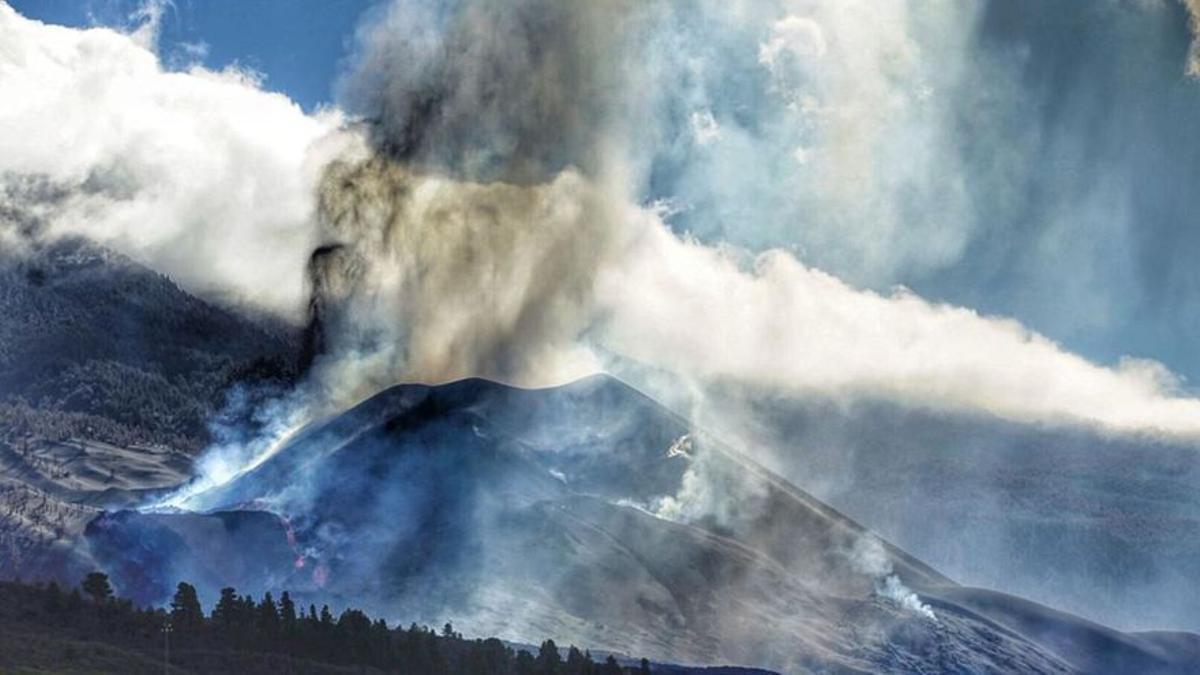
[0,572,654,674]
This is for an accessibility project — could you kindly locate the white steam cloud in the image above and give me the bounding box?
[0,2,349,313]
[4,0,1200,449]
[851,536,937,621]
[598,223,1200,436]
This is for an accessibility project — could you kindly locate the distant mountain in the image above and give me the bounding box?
[87,376,1200,673]
[710,389,1200,634]
[0,236,299,452]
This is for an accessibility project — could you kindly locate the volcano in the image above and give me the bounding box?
[84,375,1200,673]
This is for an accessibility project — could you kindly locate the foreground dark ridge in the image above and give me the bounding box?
[0,576,774,675]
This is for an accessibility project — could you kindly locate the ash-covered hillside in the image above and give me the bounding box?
[717,390,1200,635]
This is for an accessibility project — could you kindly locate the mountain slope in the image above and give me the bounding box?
[86,376,1200,673]
[710,389,1200,633]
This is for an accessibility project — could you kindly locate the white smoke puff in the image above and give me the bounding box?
[127,0,168,51]
[652,438,769,526]
[1186,0,1200,76]
[758,15,827,71]
[690,111,722,146]
[652,465,708,523]
[850,536,936,621]
[156,388,312,510]
[878,575,937,622]
[666,434,693,459]
[849,535,893,578]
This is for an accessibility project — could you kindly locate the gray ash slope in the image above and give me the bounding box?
[91,376,1200,674]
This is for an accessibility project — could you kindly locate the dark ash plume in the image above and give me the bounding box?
[340,0,652,183]
[300,243,355,373]
[299,0,659,391]
[303,155,621,391]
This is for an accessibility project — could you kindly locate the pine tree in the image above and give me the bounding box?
[565,645,590,675]
[81,572,113,604]
[537,639,562,675]
[516,650,537,675]
[259,591,281,638]
[66,587,83,611]
[478,637,510,675]
[239,594,256,632]
[371,618,391,665]
[42,581,63,614]
[317,604,335,658]
[212,587,239,630]
[169,582,204,632]
[279,591,298,634]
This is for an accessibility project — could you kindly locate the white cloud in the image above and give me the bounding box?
[689,110,722,146]
[759,3,977,284]
[597,215,1200,438]
[758,15,826,71]
[127,0,168,51]
[173,40,210,64]
[0,2,351,314]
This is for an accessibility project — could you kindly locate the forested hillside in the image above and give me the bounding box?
[0,237,298,452]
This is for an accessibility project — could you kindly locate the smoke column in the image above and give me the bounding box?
[293,0,1200,440]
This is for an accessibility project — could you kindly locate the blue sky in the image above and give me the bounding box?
[10,0,373,110]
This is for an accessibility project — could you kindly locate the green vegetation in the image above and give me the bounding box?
[0,574,653,674]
